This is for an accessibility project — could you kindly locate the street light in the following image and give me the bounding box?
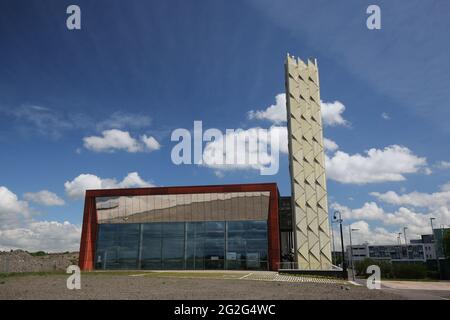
[348,226,359,281]
[330,220,336,265]
[333,210,346,278]
[430,217,441,279]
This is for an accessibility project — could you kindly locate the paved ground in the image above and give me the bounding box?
[0,271,402,300]
[352,278,450,300]
[381,280,450,300]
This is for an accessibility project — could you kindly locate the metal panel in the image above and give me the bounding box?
[285,55,332,270]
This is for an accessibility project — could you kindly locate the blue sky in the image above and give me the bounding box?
[1,0,450,251]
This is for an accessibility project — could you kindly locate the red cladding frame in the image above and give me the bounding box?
[78,183,280,271]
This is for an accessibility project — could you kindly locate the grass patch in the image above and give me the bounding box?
[28,251,48,257]
[83,270,246,279]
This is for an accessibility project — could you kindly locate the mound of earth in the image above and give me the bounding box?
[0,250,78,273]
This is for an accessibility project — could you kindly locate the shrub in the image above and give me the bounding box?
[354,258,427,279]
[354,258,393,278]
[29,251,47,257]
[392,263,427,279]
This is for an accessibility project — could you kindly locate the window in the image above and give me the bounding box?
[227,221,268,270]
[95,220,268,271]
[95,223,140,269]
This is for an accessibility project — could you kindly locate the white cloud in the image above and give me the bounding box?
[23,190,65,206]
[331,201,384,220]
[326,145,427,184]
[323,138,339,152]
[1,105,156,140]
[441,182,450,192]
[0,105,76,138]
[83,129,160,153]
[64,172,153,199]
[202,126,288,174]
[381,112,391,120]
[141,134,161,151]
[320,100,349,127]
[330,219,397,247]
[370,185,450,209]
[436,161,450,169]
[118,172,153,189]
[0,186,29,214]
[0,186,80,252]
[96,111,151,131]
[349,221,397,245]
[0,221,81,252]
[248,93,287,124]
[331,201,450,244]
[214,171,225,178]
[0,186,30,228]
[202,125,339,176]
[206,118,427,185]
[247,93,349,127]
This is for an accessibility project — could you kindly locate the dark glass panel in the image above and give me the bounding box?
[141,223,162,269]
[95,223,140,270]
[161,222,185,269]
[226,220,268,270]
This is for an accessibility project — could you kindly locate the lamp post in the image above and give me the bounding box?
[349,226,359,281]
[330,221,336,265]
[333,211,346,278]
[430,217,441,279]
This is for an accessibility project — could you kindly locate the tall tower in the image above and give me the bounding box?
[285,55,332,270]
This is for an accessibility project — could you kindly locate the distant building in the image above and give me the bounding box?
[410,234,436,260]
[346,243,426,264]
[433,227,450,259]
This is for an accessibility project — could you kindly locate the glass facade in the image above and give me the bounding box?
[368,244,425,261]
[95,220,268,270]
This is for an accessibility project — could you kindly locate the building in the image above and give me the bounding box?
[278,196,294,261]
[79,183,281,271]
[285,55,332,270]
[346,243,426,264]
[78,55,334,273]
[410,234,436,260]
[433,227,450,259]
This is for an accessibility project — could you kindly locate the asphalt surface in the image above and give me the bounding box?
[0,273,402,300]
[353,278,450,300]
[381,280,450,300]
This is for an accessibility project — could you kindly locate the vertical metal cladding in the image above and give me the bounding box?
[285,55,332,270]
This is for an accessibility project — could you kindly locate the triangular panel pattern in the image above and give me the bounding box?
[285,55,332,270]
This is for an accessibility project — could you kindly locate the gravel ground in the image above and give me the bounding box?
[0,273,402,300]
